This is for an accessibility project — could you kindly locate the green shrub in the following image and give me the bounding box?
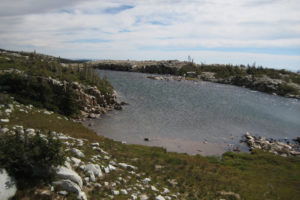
[0,132,65,187]
[277,84,299,95]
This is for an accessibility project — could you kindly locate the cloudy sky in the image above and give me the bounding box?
[0,0,299,70]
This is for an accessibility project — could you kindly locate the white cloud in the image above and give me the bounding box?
[0,0,299,70]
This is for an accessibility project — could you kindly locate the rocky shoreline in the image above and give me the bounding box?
[90,61,300,99]
[243,132,300,157]
[147,74,300,99]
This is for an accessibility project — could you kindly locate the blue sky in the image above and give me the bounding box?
[0,0,299,71]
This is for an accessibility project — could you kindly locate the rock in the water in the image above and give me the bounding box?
[88,113,96,119]
[0,119,9,123]
[55,166,83,188]
[293,137,300,144]
[0,169,17,200]
[52,180,81,194]
[120,101,128,106]
[114,104,122,110]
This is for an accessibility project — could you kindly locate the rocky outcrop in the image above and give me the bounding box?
[243,132,300,157]
[47,78,120,119]
[0,69,124,119]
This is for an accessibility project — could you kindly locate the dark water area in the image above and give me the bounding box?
[86,70,300,155]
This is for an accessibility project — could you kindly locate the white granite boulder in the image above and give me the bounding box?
[0,169,17,200]
[71,148,85,158]
[55,166,83,188]
[84,164,103,181]
[156,195,166,200]
[52,180,81,194]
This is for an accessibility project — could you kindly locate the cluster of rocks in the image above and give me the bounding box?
[244,132,300,157]
[43,76,125,119]
[69,81,119,119]
[0,125,179,200]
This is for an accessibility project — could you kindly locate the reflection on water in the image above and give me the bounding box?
[86,70,300,155]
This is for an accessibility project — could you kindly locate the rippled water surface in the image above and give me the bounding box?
[88,70,300,155]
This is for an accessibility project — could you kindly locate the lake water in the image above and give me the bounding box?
[87,70,300,155]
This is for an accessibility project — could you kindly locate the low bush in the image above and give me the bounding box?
[0,131,65,188]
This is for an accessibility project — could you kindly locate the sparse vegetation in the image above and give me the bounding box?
[0,50,113,94]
